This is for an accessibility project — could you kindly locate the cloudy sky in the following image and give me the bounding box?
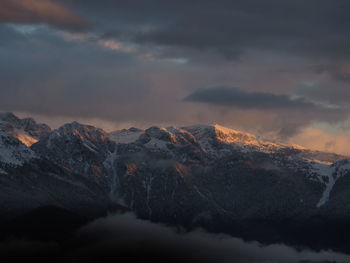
[1,0,350,154]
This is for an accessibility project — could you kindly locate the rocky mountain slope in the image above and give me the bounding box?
[1,113,350,251]
[0,112,51,146]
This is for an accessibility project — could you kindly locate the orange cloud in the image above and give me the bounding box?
[289,127,350,156]
[0,0,85,29]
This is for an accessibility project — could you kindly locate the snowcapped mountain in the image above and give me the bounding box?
[2,112,350,250]
[182,124,346,163]
[105,123,350,222]
[0,112,51,146]
[27,117,350,211]
[109,127,143,144]
[32,122,117,189]
[0,117,113,220]
[0,131,36,170]
[183,124,270,153]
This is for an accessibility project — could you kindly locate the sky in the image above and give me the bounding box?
[1,0,350,154]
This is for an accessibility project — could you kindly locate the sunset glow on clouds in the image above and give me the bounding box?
[1,0,350,154]
[289,126,350,156]
[0,0,85,29]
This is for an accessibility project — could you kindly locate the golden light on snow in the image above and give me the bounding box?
[15,133,38,147]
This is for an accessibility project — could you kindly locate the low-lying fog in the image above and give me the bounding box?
[1,213,349,263]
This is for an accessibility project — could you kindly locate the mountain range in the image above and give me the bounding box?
[1,112,350,253]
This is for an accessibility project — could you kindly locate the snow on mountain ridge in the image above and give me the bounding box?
[2,115,350,210]
[0,112,51,146]
[0,131,36,166]
[0,112,345,161]
[108,123,348,161]
[32,121,117,185]
[109,128,143,144]
[52,121,108,140]
[45,121,109,149]
[182,124,285,156]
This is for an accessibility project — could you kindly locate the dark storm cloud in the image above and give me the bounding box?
[297,83,350,116]
[184,87,349,139]
[0,24,150,121]
[2,0,350,61]
[135,1,350,60]
[185,87,325,110]
[1,0,350,143]
[313,63,350,83]
[56,0,350,60]
[0,0,85,29]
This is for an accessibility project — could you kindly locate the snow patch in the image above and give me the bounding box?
[307,160,350,207]
[82,141,98,153]
[144,137,169,151]
[103,148,121,202]
[0,131,36,166]
[310,162,335,207]
[109,129,143,144]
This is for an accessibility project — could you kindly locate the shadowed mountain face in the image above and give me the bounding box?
[1,113,350,254]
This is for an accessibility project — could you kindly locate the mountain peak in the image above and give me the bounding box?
[0,112,51,146]
[212,124,260,145]
[52,122,109,143]
[0,112,19,123]
[182,124,260,146]
[0,130,36,166]
[213,123,250,134]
